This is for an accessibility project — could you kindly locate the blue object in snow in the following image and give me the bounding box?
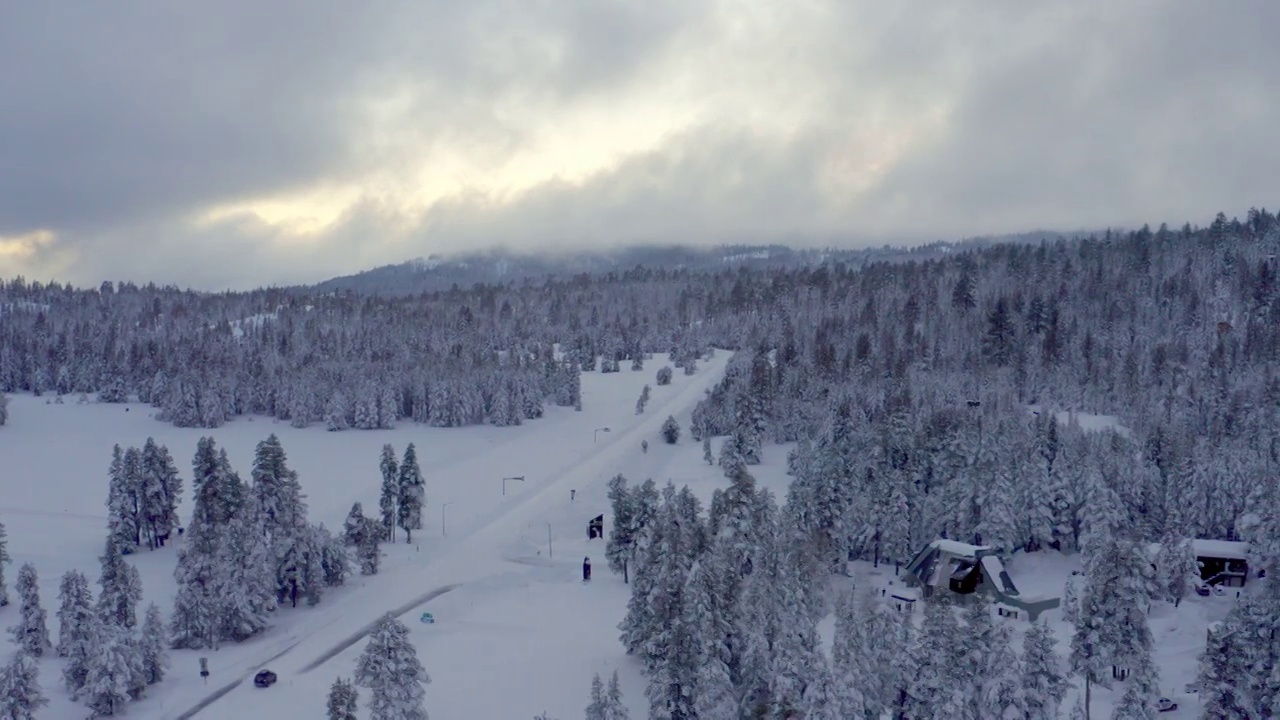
[420,612,435,624]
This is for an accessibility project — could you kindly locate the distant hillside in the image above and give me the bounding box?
[304,234,1073,296]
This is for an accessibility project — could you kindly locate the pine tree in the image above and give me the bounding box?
[355,614,429,720]
[379,444,399,542]
[1154,528,1199,604]
[56,569,93,657]
[328,677,359,720]
[702,436,713,465]
[604,671,629,720]
[1022,618,1067,720]
[656,366,673,386]
[584,673,608,720]
[0,652,47,720]
[345,503,367,546]
[190,439,244,529]
[139,438,182,549]
[216,498,275,642]
[170,514,220,650]
[8,564,50,657]
[398,443,425,544]
[359,517,383,575]
[106,445,140,553]
[139,603,168,685]
[1111,682,1157,719]
[97,537,142,629]
[82,621,143,716]
[251,433,307,547]
[0,520,9,607]
[661,415,680,444]
[635,385,651,415]
[317,524,351,587]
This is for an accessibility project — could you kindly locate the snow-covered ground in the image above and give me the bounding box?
[0,356,1240,719]
[0,353,736,719]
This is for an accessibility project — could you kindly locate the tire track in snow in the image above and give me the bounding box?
[299,583,461,673]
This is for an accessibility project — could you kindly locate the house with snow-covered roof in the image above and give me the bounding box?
[902,539,1060,620]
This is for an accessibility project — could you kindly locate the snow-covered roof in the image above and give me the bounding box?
[980,555,1019,596]
[932,539,991,557]
[1192,539,1249,561]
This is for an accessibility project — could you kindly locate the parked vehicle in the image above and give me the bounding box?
[1157,697,1178,712]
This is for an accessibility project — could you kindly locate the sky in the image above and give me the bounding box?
[1,2,1278,290]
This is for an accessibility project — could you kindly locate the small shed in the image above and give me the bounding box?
[587,515,604,540]
[1192,539,1249,587]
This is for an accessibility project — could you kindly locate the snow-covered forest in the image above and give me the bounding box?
[1,208,1279,717]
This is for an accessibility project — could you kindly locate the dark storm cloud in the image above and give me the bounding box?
[3,1,1279,289]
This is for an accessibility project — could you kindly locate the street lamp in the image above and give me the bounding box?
[502,476,525,496]
[442,502,454,537]
[594,427,611,443]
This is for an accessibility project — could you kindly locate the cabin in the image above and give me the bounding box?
[903,539,1060,621]
[1192,539,1249,587]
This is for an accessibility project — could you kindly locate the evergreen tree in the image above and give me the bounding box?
[702,436,713,465]
[905,597,967,717]
[1022,618,1067,720]
[106,445,140,553]
[634,384,650,415]
[379,444,399,542]
[345,502,368,547]
[82,621,142,716]
[8,564,50,657]
[56,569,93,658]
[0,520,9,607]
[0,652,47,720]
[250,433,306,547]
[317,524,351,587]
[604,671,630,720]
[355,614,429,720]
[398,443,425,544]
[359,517,383,575]
[97,538,142,629]
[661,415,680,444]
[1153,528,1199,604]
[656,366,673,386]
[328,677,359,720]
[584,673,608,720]
[1111,682,1157,719]
[605,475,637,581]
[216,498,275,642]
[139,603,168,685]
[170,514,220,650]
[190,439,244,529]
[139,437,182,549]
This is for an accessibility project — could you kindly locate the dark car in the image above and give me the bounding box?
[254,670,277,688]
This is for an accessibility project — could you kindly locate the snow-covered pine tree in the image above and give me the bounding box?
[656,366,673,386]
[379,444,399,542]
[398,443,425,544]
[106,445,140,554]
[0,391,7,426]
[1021,618,1067,720]
[216,496,275,642]
[170,513,220,650]
[661,415,680,444]
[1153,528,1199,605]
[190,438,245,529]
[0,520,9,607]
[345,503,367,546]
[355,613,429,720]
[702,436,713,465]
[605,475,636,582]
[634,384,650,415]
[905,596,967,717]
[1110,681,1157,719]
[139,437,182,549]
[56,569,93,658]
[251,433,307,547]
[0,652,47,720]
[139,603,168,685]
[326,390,350,431]
[8,564,50,657]
[682,557,736,719]
[584,673,608,720]
[604,671,629,720]
[97,537,142,629]
[359,517,382,575]
[328,677,359,720]
[316,524,350,587]
[82,621,143,716]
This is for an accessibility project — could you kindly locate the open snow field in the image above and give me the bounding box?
[0,352,743,719]
[0,352,1241,718]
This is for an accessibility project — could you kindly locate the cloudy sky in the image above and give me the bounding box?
[2,2,1277,290]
